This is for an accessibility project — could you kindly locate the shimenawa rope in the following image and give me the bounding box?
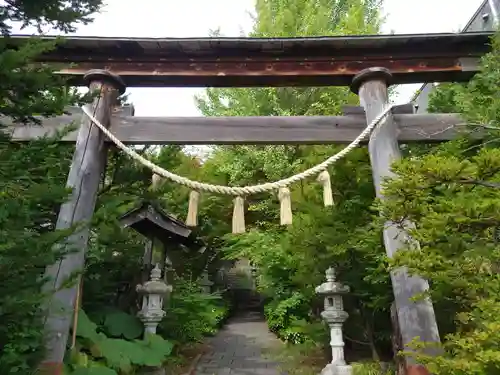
[81,104,394,196]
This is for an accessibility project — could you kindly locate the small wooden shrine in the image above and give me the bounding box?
[119,201,207,278]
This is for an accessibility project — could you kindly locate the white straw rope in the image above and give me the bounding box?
[81,104,394,196]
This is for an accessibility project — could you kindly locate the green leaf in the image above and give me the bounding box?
[93,338,134,372]
[136,334,175,366]
[102,310,143,340]
[76,310,101,343]
[144,334,175,356]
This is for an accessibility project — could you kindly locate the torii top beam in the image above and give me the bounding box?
[4,32,493,87]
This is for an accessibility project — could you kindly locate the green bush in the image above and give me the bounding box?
[265,292,314,344]
[0,137,74,374]
[158,277,229,344]
[352,361,395,375]
[380,32,500,374]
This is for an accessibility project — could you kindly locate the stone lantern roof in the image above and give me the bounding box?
[136,264,172,296]
[315,267,350,296]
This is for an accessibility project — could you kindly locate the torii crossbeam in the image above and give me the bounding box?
[4,107,473,144]
[6,31,492,87]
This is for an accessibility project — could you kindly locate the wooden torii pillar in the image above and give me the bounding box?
[40,70,126,375]
[351,68,441,375]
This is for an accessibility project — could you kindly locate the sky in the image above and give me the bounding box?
[56,0,485,117]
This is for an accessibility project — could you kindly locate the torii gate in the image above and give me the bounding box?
[4,31,493,375]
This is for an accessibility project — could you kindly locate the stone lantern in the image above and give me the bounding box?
[315,267,351,375]
[136,264,172,335]
[250,263,258,290]
[199,269,214,294]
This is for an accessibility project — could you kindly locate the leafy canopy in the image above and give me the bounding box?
[190,0,394,361]
[377,33,500,374]
[0,0,103,372]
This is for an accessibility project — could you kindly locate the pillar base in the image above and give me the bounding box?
[407,364,431,375]
[320,363,352,375]
[38,362,64,375]
[350,67,393,94]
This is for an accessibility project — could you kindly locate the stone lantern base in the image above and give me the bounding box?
[321,363,352,375]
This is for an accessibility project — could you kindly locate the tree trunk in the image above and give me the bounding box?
[365,322,381,363]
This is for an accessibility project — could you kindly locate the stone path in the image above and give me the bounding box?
[195,312,286,375]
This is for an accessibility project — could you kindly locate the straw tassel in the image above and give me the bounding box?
[278,187,292,225]
[232,196,246,234]
[151,173,163,190]
[186,190,200,227]
[317,170,334,207]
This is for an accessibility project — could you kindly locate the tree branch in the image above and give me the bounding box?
[468,123,500,131]
[344,334,371,346]
[459,179,500,189]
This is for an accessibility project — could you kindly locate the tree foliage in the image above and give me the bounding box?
[192,4,500,372]
[0,3,229,374]
[0,1,103,372]
[192,0,394,362]
[375,33,500,374]
[0,0,101,34]
[0,135,74,373]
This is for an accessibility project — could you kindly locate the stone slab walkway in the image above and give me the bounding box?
[195,312,286,375]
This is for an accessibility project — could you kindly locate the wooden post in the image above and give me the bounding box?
[351,68,441,374]
[142,239,154,282]
[40,70,126,375]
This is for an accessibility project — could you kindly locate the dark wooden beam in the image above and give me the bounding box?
[4,32,492,87]
[4,111,469,144]
[58,57,481,88]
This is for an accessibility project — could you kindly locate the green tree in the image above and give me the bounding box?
[0,1,103,372]
[376,33,500,374]
[194,0,394,362]
[0,3,236,374]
